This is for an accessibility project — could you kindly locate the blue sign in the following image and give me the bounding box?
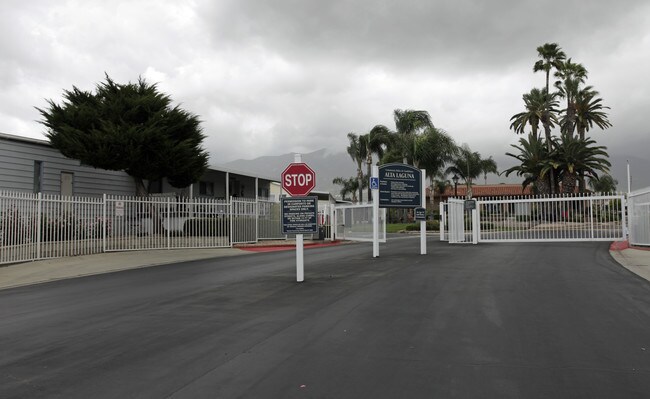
[414,207,426,221]
[378,163,422,208]
[370,177,379,190]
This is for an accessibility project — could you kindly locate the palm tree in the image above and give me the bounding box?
[534,43,566,96]
[571,88,612,191]
[444,144,495,197]
[573,89,612,140]
[502,133,553,194]
[431,176,451,205]
[554,58,588,136]
[363,125,392,201]
[588,174,618,193]
[413,126,457,179]
[346,133,366,202]
[332,177,365,202]
[480,156,498,184]
[551,132,611,194]
[510,88,546,138]
[534,43,566,194]
[392,109,434,165]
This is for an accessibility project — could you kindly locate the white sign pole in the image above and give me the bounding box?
[372,165,379,258]
[420,169,427,255]
[294,153,305,282]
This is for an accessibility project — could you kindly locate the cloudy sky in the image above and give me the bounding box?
[2,0,649,187]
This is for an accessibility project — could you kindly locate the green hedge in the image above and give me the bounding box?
[404,220,440,231]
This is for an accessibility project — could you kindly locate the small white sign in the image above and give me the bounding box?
[115,201,124,217]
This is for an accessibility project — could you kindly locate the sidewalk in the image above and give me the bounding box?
[609,241,650,282]
[0,248,246,290]
[0,240,343,291]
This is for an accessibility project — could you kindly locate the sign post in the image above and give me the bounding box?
[420,169,426,255]
[281,154,317,282]
[372,166,379,258]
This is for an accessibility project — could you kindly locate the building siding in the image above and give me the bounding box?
[1,133,278,199]
[1,134,135,196]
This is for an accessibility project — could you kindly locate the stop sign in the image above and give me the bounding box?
[281,162,316,196]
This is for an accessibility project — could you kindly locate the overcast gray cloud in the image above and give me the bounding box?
[1,0,649,187]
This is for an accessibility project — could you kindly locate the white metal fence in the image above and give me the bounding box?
[0,191,335,265]
[442,193,626,244]
[628,187,650,246]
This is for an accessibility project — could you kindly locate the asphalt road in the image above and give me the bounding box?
[2,238,650,398]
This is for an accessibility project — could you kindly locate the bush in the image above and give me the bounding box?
[404,220,440,231]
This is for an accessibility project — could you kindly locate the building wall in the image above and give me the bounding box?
[0,134,135,196]
[1,134,275,199]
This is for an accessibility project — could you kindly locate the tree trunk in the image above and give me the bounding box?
[542,119,556,194]
[536,176,551,195]
[134,176,148,197]
[366,153,373,202]
[562,173,577,194]
[357,163,363,204]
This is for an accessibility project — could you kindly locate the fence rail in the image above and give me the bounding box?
[0,191,335,265]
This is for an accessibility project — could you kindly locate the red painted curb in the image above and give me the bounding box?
[237,241,343,253]
[610,241,629,251]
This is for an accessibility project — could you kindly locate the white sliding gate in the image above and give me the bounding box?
[333,203,386,242]
[444,193,626,244]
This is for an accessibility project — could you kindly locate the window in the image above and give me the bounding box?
[33,161,43,193]
[199,181,214,196]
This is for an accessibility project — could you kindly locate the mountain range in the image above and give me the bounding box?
[217,149,650,196]
[218,149,358,196]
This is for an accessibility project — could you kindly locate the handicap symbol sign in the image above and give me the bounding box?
[370,177,379,190]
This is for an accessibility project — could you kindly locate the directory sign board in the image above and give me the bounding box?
[378,163,422,208]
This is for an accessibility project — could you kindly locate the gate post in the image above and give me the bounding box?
[472,207,479,244]
[36,192,42,260]
[439,202,445,241]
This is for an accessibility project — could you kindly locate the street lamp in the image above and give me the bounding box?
[452,174,459,197]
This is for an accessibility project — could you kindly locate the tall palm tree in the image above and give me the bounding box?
[571,88,612,191]
[554,58,588,136]
[538,89,560,193]
[534,43,566,194]
[346,133,366,203]
[392,109,434,165]
[502,133,553,194]
[363,125,392,201]
[534,43,566,96]
[551,131,611,193]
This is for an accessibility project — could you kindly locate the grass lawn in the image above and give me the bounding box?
[386,223,412,233]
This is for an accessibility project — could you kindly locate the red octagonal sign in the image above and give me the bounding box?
[281,162,316,196]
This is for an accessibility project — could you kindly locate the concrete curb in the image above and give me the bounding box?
[609,241,650,283]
